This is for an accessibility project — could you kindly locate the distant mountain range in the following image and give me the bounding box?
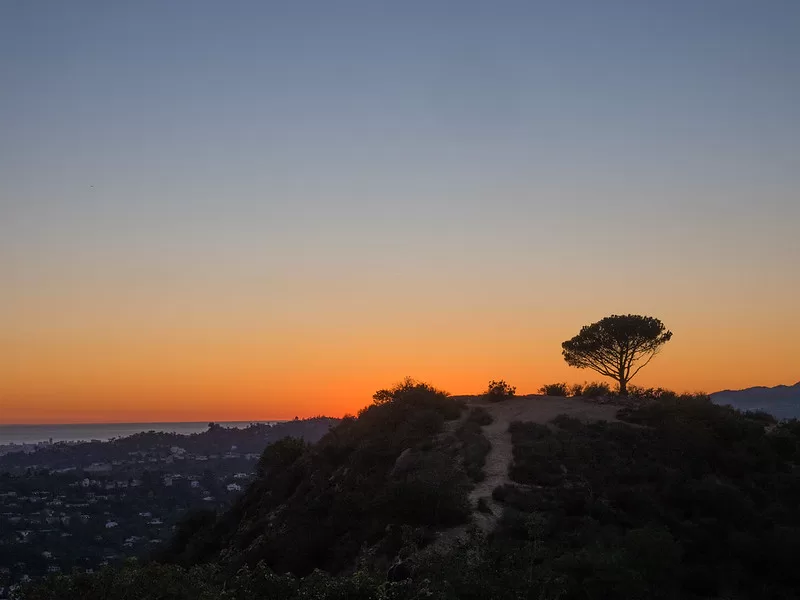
[711,382,800,420]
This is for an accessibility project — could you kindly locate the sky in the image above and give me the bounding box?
[1,1,799,424]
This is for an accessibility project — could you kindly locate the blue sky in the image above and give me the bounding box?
[3,1,799,251]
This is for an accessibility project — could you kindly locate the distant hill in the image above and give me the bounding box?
[711,382,800,419]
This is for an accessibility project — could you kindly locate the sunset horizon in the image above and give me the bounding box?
[3,367,797,425]
[3,2,799,426]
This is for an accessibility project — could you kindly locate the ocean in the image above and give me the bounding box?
[0,421,279,445]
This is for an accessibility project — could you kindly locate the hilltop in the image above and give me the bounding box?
[15,383,800,599]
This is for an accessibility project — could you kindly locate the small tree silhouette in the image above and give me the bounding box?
[562,314,672,395]
[372,376,449,405]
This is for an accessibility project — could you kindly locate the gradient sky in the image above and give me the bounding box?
[2,1,799,424]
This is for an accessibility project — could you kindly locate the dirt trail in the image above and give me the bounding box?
[465,395,620,533]
[423,395,620,554]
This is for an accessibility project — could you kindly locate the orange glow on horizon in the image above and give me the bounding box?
[3,312,797,424]
[4,249,798,425]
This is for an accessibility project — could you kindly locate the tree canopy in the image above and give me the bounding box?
[561,314,672,394]
[372,376,449,405]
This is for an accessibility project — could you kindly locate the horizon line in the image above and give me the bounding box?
[0,418,304,428]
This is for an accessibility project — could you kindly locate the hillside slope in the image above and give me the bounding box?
[158,382,476,576]
[18,388,800,600]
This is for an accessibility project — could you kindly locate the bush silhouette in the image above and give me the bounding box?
[538,382,569,396]
[568,383,584,396]
[484,380,516,402]
[457,408,493,482]
[372,376,450,406]
[581,381,612,397]
[256,437,308,477]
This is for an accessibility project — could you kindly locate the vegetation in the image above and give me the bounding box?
[562,314,673,395]
[16,383,800,600]
[538,382,569,396]
[154,378,470,576]
[456,407,493,482]
[568,383,584,396]
[538,382,618,398]
[496,393,800,598]
[16,562,398,600]
[581,380,612,397]
[483,379,516,402]
[372,376,449,405]
[476,497,492,514]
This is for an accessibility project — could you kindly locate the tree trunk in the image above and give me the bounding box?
[618,379,627,396]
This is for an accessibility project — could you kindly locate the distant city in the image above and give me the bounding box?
[0,418,336,592]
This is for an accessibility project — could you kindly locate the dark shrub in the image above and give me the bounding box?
[582,381,612,397]
[742,409,777,424]
[155,508,218,565]
[538,382,568,396]
[476,497,492,514]
[384,450,471,526]
[467,406,493,426]
[484,379,516,402]
[492,485,509,502]
[256,437,308,477]
[457,408,493,482]
[551,413,583,430]
[372,376,451,407]
[627,385,678,400]
[568,383,584,397]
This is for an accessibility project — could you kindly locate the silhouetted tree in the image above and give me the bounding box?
[561,314,672,395]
